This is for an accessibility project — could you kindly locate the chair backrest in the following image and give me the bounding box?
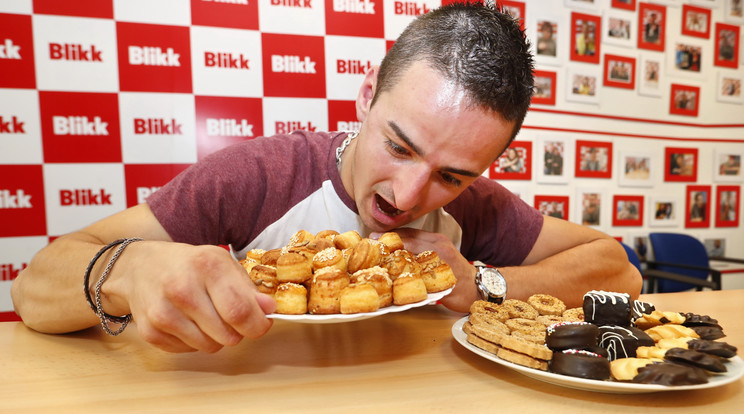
[648,232,710,292]
[620,242,642,272]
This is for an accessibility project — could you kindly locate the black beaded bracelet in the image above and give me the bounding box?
[83,238,141,333]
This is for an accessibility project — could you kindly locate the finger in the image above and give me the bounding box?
[207,273,274,340]
[140,303,225,353]
[136,321,199,353]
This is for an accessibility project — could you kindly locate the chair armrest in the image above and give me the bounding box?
[710,257,744,265]
[642,269,718,289]
[644,260,721,291]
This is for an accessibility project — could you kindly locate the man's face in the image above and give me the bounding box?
[341,61,515,232]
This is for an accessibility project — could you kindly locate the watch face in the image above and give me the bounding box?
[482,268,507,297]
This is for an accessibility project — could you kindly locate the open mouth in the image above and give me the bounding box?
[375,194,404,217]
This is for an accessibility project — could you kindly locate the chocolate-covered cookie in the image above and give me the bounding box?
[687,339,738,358]
[664,348,727,373]
[631,300,655,321]
[550,349,611,380]
[598,325,655,361]
[681,313,719,327]
[689,325,726,340]
[633,362,709,385]
[546,322,599,351]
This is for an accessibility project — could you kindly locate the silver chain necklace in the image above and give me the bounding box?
[335,131,359,167]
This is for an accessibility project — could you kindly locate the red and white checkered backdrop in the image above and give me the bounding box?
[1,0,743,320]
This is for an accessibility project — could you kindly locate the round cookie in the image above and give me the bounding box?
[549,349,611,380]
[562,307,585,322]
[528,294,566,316]
[502,299,539,320]
[545,321,599,351]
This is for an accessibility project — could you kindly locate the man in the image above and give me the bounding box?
[12,3,641,354]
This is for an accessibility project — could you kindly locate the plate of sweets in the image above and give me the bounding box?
[452,290,742,393]
[239,229,456,324]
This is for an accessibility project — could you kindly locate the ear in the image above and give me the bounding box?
[356,65,380,122]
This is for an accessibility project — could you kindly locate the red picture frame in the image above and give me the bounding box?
[669,83,700,117]
[604,54,636,89]
[685,185,712,228]
[612,195,644,226]
[611,0,636,11]
[489,140,532,180]
[499,1,526,31]
[534,195,570,221]
[681,5,711,39]
[715,185,740,228]
[638,2,665,52]
[532,70,557,105]
[575,140,613,179]
[664,147,698,182]
[714,22,740,68]
[570,12,602,64]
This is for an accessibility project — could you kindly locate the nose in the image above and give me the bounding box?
[393,163,430,211]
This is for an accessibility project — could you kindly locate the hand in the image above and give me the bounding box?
[371,228,477,313]
[104,242,276,353]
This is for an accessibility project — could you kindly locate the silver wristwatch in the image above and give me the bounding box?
[474,264,507,304]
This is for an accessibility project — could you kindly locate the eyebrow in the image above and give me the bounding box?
[387,120,481,178]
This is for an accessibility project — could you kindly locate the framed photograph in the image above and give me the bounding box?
[703,237,727,258]
[714,23,741,68]
[613,195,644,226]
[649,195,682,227]
[669,83,700,117]
[604,54,636,89]
[534,16,564,66]
[565,0,598,10]
[618,150,655,187]
[686,185,712,228]
[612,0,637,11]
[638,3,666,52]
[575,140,612,178]
[714,149,743,182]
[535,195,570,220]
[724,0,744,24]
[715,185,740,227]
[664,146,698,182]
[639,53,664,97]
[532,70,557,105]
[536,136,574,184]
[500,1,526,31]
[717,72,744,104]
[489,140,532,180]
[682,5,712,39]
[604,12,636,48]
[577,188,606,228]
[566,66,601,104]
[690,0,722,7]
[669,40,704,78]
[570,12,601,64]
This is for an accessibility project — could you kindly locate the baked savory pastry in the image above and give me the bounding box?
[275,283,308,315]
[392,272,428,305]
[307,267,350,314]
[288,229,315,247]
[312,247,347,272]
[339,284,380,314]
[351,266,393,308]
[260,248,282,266]
[377,232,404,252]
[347,238,383,274]
[421,262,456,293]
[247,264,279,296]
[276,252,313,284]
[416,250,441,272]
[333,230,362,250]
[382,249,421,280]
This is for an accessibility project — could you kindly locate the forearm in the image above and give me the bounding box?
[499,238,642,308]
[11,233,112,333]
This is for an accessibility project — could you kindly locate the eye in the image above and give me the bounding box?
[385,139,410,157]
[440,172,462,187]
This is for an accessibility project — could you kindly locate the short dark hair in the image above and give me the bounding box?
[371,2,534,141]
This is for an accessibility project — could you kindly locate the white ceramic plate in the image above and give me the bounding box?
[267,287,453,324]
[452,317,744,394]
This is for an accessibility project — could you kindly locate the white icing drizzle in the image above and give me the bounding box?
[583,290,630,321]
[598,326,638,361]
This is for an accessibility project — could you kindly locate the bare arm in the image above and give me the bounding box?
[12,204,276,353]
[390,216,642,313]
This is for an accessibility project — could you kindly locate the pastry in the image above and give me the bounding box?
[416,250,441,272]
[392,272,428,305]
[245,249,267,262]
[598,325,655,361]
[275,252,313,284]
[549,349,611,380]
[545,321,599,351]
[468,319,509,345]
[536,314,565,327]
[469,300,510,323]
[511,330,547,344]
[347,238,383,274]
[260,248,282,266]
[681,312,719,327]
[644,324,699,342]
[333,230,362,250]
[467,333,502,354]
[635,346,668,359]
[500,335,553,361]
[339,284,380,314]
[583,290,632,327]
[497,347,549,371]
[312,247,347,272]
[664,347,727,373]
[505,318,544,336]
[501,299,539,320]
[275,283,308,315]
[247,264,279,296]
[350,266,393,308]
[634,310,685,330]
[631,300,656,321]
[288,229,315,247]
[239,258,260,274]
[527,294,566,316]
[377,232,404,252]
[315,229,339,240]
[469,312,511,332]
[382,249,422,280]
[562,307,585,322]
[307,267,350,314]
[633,362,709,385]
[688,325,726,340]
[686,339,737,358]
[421,262,457,293]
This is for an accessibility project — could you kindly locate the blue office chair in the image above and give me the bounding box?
[644,232,721,293]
